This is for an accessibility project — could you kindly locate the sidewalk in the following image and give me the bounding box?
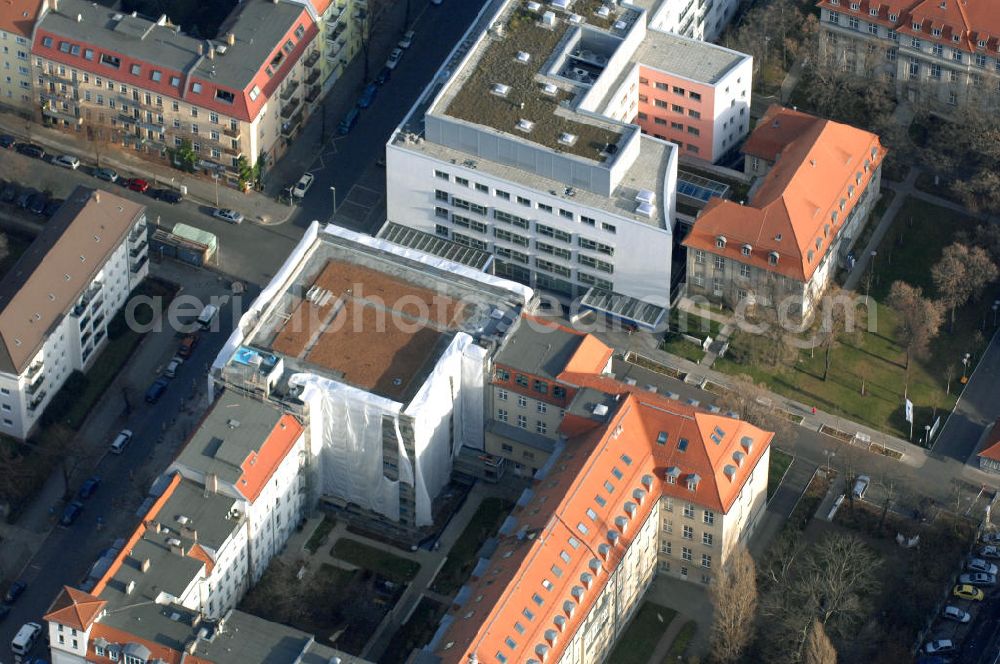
[646,612,690,664]
[0,113,293,225]
[843,167,917,291]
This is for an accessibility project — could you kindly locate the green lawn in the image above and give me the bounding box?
[0,231,32,278]
[661,335,705,364]
[663,620,697,663]
[305,516,336,554]
[330,539,420,583]
[767,448,793,500]
[716,197,991,440]
[431,497,513,595]
[607,603,677,664]
[378,597,447,664]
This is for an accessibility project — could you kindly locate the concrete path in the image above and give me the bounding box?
[749,458,818,559]
[643,576,714,659]
[646,612,690,664]
[0,109,292,225]
[779,57,806,104]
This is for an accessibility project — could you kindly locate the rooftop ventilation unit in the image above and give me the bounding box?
[542,10,557,26]
[551,0,570,9]
[516,118,535,133]
[613,19,627,30]
[593,403,609,417]
[569,13,583,23]
[542,82,558,96]
[527,1,542,11]
[636,189,656,205]
[516,51,531,64]
[596,6,610,18]
[558,132,577,146]
[635,202,655,218]
[492,83,511,97]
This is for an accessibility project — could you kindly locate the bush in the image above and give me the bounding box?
[41,371,87,426]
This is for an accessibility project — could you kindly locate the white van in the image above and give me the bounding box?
[197,304,218,329]
[11,621,42,655]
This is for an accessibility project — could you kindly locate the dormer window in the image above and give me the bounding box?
[815,237,822,250]
[686,473,701,491]
[716,235,727,249]
[823,224,830,238]
[889,12,897,21]
[768,251,779,265]
[912,22,922,30]
[807,249,815,263]
[741,243,752,256]
[932,28,942,37]
[869,8,878,16]
[978,40,987,48]
[849,2,859,9]
[952,34,960,43]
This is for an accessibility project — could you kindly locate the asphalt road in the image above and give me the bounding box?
[0,282,245,658]
[932,329,1000,463]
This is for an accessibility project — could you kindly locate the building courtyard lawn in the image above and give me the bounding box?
[715,197,992,441]
[330,538,420,584]
[606,602,677,664]
[431,497,513,595]
[767,448,793,500]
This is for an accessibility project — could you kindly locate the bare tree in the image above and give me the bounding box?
[886,281,944,378]
[878,479,896,531]
[714,374,793,440]
[710,545,758,663]
[813,286,860,382]
[932,243,998,328]
[803,620,837,664]
[358,0,392,82]
[798,534,881,632]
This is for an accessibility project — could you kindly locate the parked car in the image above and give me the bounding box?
[4,581,26,604]
[375,65,392,85]
[28,193,48,216]
[398,30,415,49]
[77,476,101,500]
[93,167,119,183]
[959,572,996,586]
[980,545,1000,559]
[43,199,62,217]
[126,178,150,193]
[164,356,183,378]
[11,621,42,656]
[338,108,360,135]
[145,377,170,403]
[385,47,403,69]
[851,474,870,500]
[967,558,999,575]
[953,583,985,600]
[60,501,84,526]
[16,188,38,209]
[0,134,15,149]
[53,154,80,169]
[15,143,45,159]
[941,605,972,623]
[292,172,314,198]
[923,639,955,654]
[178,333,199,358]
[109,429,133,454]
[152,188,182,204]
[357,83,378,108]
[1,182,17,203]
[0,604,10,621]
[212,208,244,224]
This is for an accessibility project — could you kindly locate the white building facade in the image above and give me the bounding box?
[0,187,147,439]
[648,0,743,42]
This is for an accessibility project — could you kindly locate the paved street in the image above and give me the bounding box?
[0,262,250,658]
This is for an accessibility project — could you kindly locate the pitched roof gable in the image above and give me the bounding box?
[45,586,107,631]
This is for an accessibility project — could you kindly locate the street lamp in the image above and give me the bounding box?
[864,250,878,306]
[992,300,999,327]
[330,186,338,215]
[211,172,220,207]
[823,449,835,476]
[961,352,971,384]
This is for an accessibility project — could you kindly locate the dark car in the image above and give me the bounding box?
[145,377,169,403]
[43,199,62,217]
[127,178,150,193]
[1,182,17,203]
[0,135,15,149]
[152,188,183,204]
[15,143,45,159]
[0,604,10,621]
[4,581,26,604]
[60,501,84,526]
[16,188,38,209]
[28,193,48,216]
[357,83,378,109]
[375,66,392,85]
[78,476,101,500]
[178,333,199,358]
[93,167,118,183]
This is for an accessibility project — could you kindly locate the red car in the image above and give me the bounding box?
[127,178,150,193]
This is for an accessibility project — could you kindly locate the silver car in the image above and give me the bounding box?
[967,558,999,575]
[959,572,996,586]
[212,208,244,224]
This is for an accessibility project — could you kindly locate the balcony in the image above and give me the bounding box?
[223,125,241,138]
[305,84,321,104]
[130,254,149,274]
[35,67,73,84]
[25,361,43,380]
[305,50,321,69]
[281,95,302,119]
[280,79,300,101]
[305,68,321,86]
[327,39,347,59]
[130,240,148,258]
[41,100,82,126]
[72,282,102,317]
[281,110,303,137]
[129,223,148,243]
[28,391,47,412]
[26,374,44,396]
[327,21,347,41]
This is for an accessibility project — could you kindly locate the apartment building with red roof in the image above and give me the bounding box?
[977,419,1000,474]
[417,318,773,663]
[30,0,321,177]
[0,0,47,112]
[815,0,1000,112]
[682,105,885,319]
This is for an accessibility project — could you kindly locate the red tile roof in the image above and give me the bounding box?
[683,105,885,283]
[86,623,211,664]
[44,586,106,631]
[978,419,1000,462]
[235,413,303,502]
[0,0,46,37]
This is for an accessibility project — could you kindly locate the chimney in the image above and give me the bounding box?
[50,0,58,11]
[93,191,100,203]
[197,43,203,56]
[141,558,151,573]
[208,47,215,60]
[76,13,82,22]
[227,32,235,46]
